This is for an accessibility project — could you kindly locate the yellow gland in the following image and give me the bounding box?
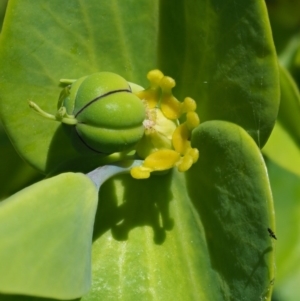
[181,97,197,113]
[160,76,182,120]
[172,123,191,155]
[134,70,164,109]
[177,148,199,172]
[131,150,180,180]
[130,70,200,179]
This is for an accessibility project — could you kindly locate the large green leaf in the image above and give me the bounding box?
[277,64,300,148]
[0,0,279,174]
[0,121,42,200]
[0,0,159,174]
[0,123,275,300]
[188,121,275,300]
[262,65,300,176]
[0,1,278,300]
[263,122,300,177]
[158,0,279,147]
[0,0,7,32]
[79,121,274,300]
[0,173,98,300]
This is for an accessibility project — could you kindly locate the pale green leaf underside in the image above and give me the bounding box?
[263,122,300,177]
[267,160,300,301]
[0,173,98,300]
[277,64,300,148]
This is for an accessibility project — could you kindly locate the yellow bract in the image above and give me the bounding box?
[131,150,180,179]
[130,70,200,179]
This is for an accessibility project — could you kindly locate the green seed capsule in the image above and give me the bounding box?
[60,72,146,154]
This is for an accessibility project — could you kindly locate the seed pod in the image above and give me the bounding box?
[61,72,146,154]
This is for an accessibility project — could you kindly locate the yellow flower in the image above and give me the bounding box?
[130,70,200,179]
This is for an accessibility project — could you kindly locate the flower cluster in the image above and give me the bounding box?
[130,70,200,179]
[29,70,200,179]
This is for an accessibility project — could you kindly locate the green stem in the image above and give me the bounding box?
[60,79,77,84]
[29,101,78,125]
[60,117,78,125]
[86,160,143,190]
[29,101,56,121]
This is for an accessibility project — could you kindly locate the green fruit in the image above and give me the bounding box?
[61,72,146,154]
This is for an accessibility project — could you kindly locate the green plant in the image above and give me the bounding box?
[0,0,298,300]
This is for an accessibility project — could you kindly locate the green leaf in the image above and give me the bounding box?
[263,65,300,176]
[0,0,7,32]
[263,122,300,177]
[0,173,98,300]
[267,159,300,301]
[79,121,274,300]
[0,121,42,200]
[0,0,158,173]
[158,0,280,148]
[0,2,278,299]
[188,121,275,300]
[0,123,275,300]
[0,0,279,174]
[277,64,300,148]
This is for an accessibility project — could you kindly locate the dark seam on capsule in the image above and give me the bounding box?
[75,127,106,154]
[75,88,132,118]
[76,120,144,130]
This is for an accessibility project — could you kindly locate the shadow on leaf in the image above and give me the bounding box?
[0,294,80,301]
[45,124,114,176]
[93,171,174,245]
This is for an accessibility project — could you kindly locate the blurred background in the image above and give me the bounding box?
[264,1,300,300]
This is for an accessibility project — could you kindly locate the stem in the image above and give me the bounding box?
[29,101,78,125]
[28,101,57,121]
[86,160,143,190]
[60,117,78,125]
[60,79,77,84]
